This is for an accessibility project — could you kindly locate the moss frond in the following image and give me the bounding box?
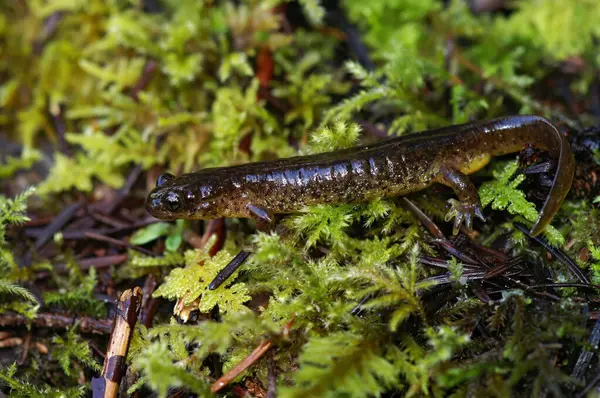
[0,363,86,398]
[0,150,41,179]
[43,266,106,317]
[479,160,564,245]
[133,341,211,398]
[0,280,38,304]
[1,0,597,395]
[282,332,399,398]
[153,247,251,314]
[52,327,102,377]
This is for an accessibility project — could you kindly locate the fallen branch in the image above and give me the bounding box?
[211,340,273,393]
[92,287,143,398]
[0,312,112,334]
[211,316,294,393]
[84,231,157,257]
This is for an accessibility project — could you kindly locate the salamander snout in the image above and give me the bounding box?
[145,188,185,219]
[146,172,223,220]
[145,173,186,218]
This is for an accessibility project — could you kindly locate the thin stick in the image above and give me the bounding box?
[25,217,157,240]
[208,250,252,290]
[92,287,143,398]
[18,332,31,364]
[210,340,273,393]
[514,222,589,284]
[35,254,128,280]
[97,165,142,215]
[129,60,158,100]
[139,274,158,328]
[0,312,112,334]
[210,317,294,393]
[84,232,157,257]
[33,201,84,251]
[401,197,480,265]
[88,211,130,229]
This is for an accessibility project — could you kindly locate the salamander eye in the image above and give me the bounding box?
[164,191,182,211]
[156,173,175,187]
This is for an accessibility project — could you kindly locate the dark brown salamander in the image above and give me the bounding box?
[146,116,575,236]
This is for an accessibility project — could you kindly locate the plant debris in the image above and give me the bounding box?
[2,1,600,397]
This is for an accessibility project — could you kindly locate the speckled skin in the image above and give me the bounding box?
[146,116,574,236]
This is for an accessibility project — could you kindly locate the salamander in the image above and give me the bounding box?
[146,115,575,236]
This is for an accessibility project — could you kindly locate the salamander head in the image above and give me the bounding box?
[145,172,225,220]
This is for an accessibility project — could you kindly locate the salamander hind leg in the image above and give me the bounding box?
[435,166,486,235]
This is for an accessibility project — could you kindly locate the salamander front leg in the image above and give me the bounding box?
[435,166,486,235]
[246,204,274,230]
[208,204,273,291]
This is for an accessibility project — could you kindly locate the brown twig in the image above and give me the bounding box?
[92,287,143,398]
[18,332,31,364]
[26,217,158,240]
[184,218,227,254]
[0,312,112,334]
[95,165,143,215]
[35,254,128,280]
[210,317,294,393]
[32,201,85,252]
[139,274,158,328]
[513,222,589,284]
[88,211,130,229]
[484,257,524,279]
[401,197,480,264]
[502,276,561,302]
[203,218,227,256]
[84,231,157,257]
[211,340,273,393]
[120,276,158,395]
[22,215,55,228]
[129,60,158,101]
[530,283,600,290]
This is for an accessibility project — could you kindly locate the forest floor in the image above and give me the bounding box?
[1,0,600,397]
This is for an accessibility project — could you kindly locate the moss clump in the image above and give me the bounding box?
[1,0,600,397]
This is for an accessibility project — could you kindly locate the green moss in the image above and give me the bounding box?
[43,266,107,317]
[0,188,39,318]
[0,363,86,398]
[153,246,251,314]
[1,0,599,396]
[52,327,102,377]
[479,160,564,245]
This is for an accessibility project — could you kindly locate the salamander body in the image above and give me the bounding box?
[146,116,574,236]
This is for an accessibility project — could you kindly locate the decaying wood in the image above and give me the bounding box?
[92,287,143,398]
[0,312,113,334]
